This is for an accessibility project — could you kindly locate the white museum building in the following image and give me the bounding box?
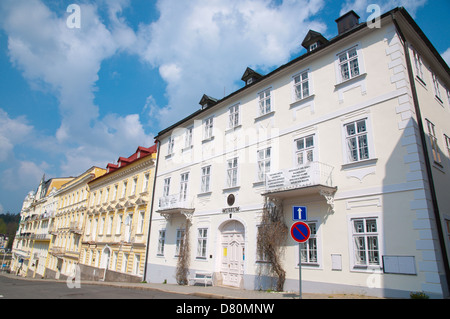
[145,7,450,298]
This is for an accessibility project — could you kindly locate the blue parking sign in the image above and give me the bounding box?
[293,206,307,221]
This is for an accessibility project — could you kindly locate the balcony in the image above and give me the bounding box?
[262,162,337,212]
[156,194,194,222]
[69,222,83,235]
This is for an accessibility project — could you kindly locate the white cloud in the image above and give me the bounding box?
[135,0,326,128]
[340,0,427,18]
[442,48,450,67]
[0,0,153,177]
[0,109,34,162]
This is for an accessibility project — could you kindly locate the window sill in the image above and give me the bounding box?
[225,124,242,133]
[290,94,315,109]
[252,181,265,187]
[182,145,193,152]
[165,153,174,159]
[202,136,215,144]
[222,186,240,192]
[335,73,367,89]
[435,95,444,105]
[254,110,275,122]
[415,75,427,88]
[197,191,212,197]
[341,158,378,170]
[432,161,445,173]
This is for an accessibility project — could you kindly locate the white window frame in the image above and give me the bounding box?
[184,126,193,148]
[299,221,320,267]
[348,214,383,271]
[257,147,271,182]
[200,165,211,193]
[157,229,166,256]
[226,157,239,188]
[179,172,189,202]
[107,215,113,235]
[432,72,443,103]
[342,118,375,164]
[228,103,240,129]
[133,254,140,275]
[167,136,175,155]
[163,177,171,197]
[137,210,145,234]
[196,228,208,259]
[175,228,185,256]
[294,134,315,166]
[335,44,365,84]
[203,116,214,140]
[426,119,441,164]
[412,48,425,82]
[258,88,272,116]
[293,70,311,101]
[121,253,128,273]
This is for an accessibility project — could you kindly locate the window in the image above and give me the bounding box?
[104,188,109,203]
[445,135,450,159]
[137,211,145,234]
[163,178,171,197]
[197,228,208,258]
[352,218,380,267]
[426,120,441,163]
[185,126,193,148]
[121,253,128,272]
[179,173,189,202]
[300,222,318,265]
[115,214,122,235]
[112,185,118,201]
[258,88,272,115]
[121,181,127,198]
[345,119,369,162]
[157,229,166,255]
[107,215,113,235]
[201,166,211,193]
[133,254,140,275]
[294,71,310,100]
[338,48,360,81]
[432,73,443,102]
[413,49,424,81]
[229,104,240,128]
[131,177,137,195]
[204,117,214,140]
[227,157,238,188]
[295,135,314,166]
[97,191,102,205]
[99,217,105,235]
[167,136,175,155]
[176,229,185,256]
[256,226,269,262]
[142,173,149,192]
[257,148,271,182]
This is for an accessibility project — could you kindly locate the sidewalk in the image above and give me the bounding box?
[0,272,383,299]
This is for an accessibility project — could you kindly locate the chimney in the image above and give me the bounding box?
[335,10,360,35]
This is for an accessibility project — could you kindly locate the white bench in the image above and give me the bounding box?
[188,271,213,287]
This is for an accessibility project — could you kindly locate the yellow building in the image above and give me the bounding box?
[45,167,106,280]
[79,145,157,282]
[11,176,73,278]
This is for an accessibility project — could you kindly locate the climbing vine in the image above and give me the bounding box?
[257,197,288,292]
[175,219,191,285]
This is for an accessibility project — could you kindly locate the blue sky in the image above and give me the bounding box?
[0,0,449,215]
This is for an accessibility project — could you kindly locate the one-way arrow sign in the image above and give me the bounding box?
[293,206,307,221]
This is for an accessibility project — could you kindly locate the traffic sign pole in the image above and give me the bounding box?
[299,243,302,299]
[290,222,310,300]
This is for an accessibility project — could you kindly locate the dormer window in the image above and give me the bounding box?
[241,67,262,86]
[309,42,318,51]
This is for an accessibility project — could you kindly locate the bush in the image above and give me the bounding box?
[410,291,429,299]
